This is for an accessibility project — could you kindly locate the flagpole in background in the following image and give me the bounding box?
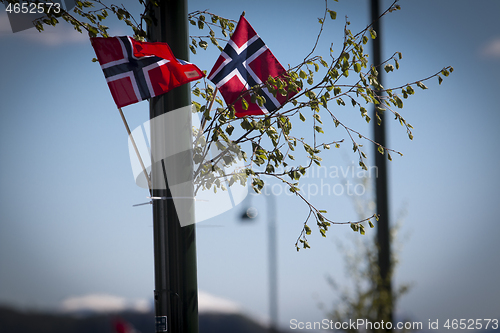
[371,0,393,326]
[148,0,198,332]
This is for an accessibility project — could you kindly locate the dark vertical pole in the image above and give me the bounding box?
[371,0,393,326]
[148,1,198,333]
[267,193,278,333]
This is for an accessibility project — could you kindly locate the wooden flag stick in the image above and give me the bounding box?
[118,107,153,196]
[199,86,219,133]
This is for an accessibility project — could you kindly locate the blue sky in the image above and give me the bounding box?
[1,0,500,331]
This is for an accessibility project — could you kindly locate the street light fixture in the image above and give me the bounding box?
[239,189,278,333]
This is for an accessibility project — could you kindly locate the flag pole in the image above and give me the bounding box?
[371,0,393,326]
[198,86,218,137]
[118,107,153,196]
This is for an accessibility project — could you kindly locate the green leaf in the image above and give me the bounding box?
[192,101,201,111]
[394,96,403,108]
[226,124,234,135]
[256,95,265,107]
[328,10,337,20]
[359,225,365,235]
[416,81,428,90]
[305,90,316,100]
[377,146,384,155]
[305,224,312,235]
[299,69,307,79]
[288,170,301,180]
[370,29,377,39]
[368,220,375,228]
[199,40,208,50]
[438,75,443,85]
[354,63,361,73]
[88,26,98,37]
[299,113,306,122]
[317,213,325,222]
[241,98,249,110]
[266,164,275,173]
[250,93,257,105]
[329,68,339,79]
[384,64,394,73]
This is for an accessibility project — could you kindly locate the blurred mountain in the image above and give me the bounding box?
[0,305,275,333]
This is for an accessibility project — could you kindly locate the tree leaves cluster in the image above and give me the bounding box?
[324,184,414,332]
[188,0,452,250]
[1,0,453,249]
[188,10,236,54]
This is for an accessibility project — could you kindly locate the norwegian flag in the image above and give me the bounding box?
[91,36,204,108]
[208,16,297,117]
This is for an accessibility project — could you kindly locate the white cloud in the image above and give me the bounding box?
[22,26,88,46]
[480,37,500,59]
[60,291,243,315]
[198,292,269,328]
[198,291,241,314]
[60,294,151,314]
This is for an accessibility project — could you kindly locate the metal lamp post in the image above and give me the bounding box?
[240,189,278,333]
